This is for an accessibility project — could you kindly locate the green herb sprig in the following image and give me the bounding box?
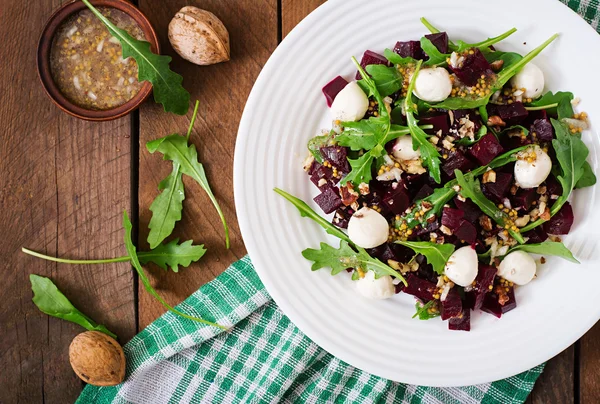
[81,0,190,115]
[413,300,440,320]
[395,241,455,275]
[509,241,578,263]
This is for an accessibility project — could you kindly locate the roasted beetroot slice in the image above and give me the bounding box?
[545,175,563,197]
[332,207,353,229]
[449,48,492,86]
[419,111,450,135]
[523,226,548,244]
[442,150,475,179]
[313,186,342,214]
[322,76,348,107]
[448,308,471,331]
[404,273,437,301]
[473,265,497,310]
[442,207,464,232]
[382,188,410,214]
[454,220,477,244]
[482,172,513,203]
[496,102,529,126]
[441,288,462,320]
[355,50,389,79]
[310,165,334,189]
[415,220,441,236]
[425,32,449,54]
[502,287,517,314]
[469,133,504,165]
[481,293,503,318]
[393,40,426,60]
[391,243,415,263]
[414,184,435,202]
[366,243,397,262]
[453,197,482,223]
[523,109,548,127]
[511,187,537,210]
[416,255,438,283]
[530,118,554,142]
[544,202,574,235]
[320,146,350,172]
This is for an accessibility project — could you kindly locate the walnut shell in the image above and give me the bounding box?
[69,331,125,386]
[168,6,230,65]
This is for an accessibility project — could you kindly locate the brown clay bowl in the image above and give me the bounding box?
[37,0,160,121]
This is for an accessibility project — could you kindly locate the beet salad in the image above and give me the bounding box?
[275,17,596,331]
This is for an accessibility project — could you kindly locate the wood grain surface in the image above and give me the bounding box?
[0,0,597,402]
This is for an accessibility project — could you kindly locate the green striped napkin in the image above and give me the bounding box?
[78,256,543,404]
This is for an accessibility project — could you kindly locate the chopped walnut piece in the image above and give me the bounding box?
[483,169,497,184]
[487,115,506,127]
[490,59,504,72]
[358,182,370,195]
[479,215,493,231]
[440,225,453,235]
[540,207,551,221]
[514,215,531,227]
[340,184,359,206]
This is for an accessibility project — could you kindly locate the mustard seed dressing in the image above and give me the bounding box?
[50,8,145,110]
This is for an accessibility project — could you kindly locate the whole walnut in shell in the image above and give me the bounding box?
[69,331,125,386]
[168,6,230,65]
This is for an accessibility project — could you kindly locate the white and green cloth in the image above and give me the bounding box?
[78,256,543,404]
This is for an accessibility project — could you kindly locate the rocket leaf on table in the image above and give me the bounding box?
[147,134,230,248]
[147,102,201,248]
[138,238,206,272]
[30,274,117,339]
[123,211,225,329]
[395,241,455,275]
[81,0,190,115]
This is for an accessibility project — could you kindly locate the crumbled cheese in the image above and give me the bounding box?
[442,138,454,150]
[358,182,370,195]
[514,215,531,227]
[303,155,315,172]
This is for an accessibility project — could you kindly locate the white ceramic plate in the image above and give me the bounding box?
[234,0,600,386]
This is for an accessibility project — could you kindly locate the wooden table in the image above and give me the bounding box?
[0,0,598,402]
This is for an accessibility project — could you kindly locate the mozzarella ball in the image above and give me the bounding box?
[355,270,395,299]
[392,135,420,161]
[514,145,552,189]
[347,207,389,249]
[510,62,545,99]
[412,67,452,102]
[498,251,536,285]
[330,81,369,121]
[444,246,479,287]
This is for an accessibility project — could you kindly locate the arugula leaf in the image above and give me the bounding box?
[508,241,579,263]
[147,134,229,248]
[484,51,523,74]
[405,60,442,183]
[138,238,206,272]
[576,161,596,189]
[274,188,350,242]
[521,119,589,232]
[30,274,117,339]
[455,170,525,243]
[337,119,388,151]
[123,211,225,329]
[396,241,455,275]
[81,0,190,115]
[526,91,574,119]
[413,300,440,320]
[383,48,416,65]
[421,37,448,66]
[343,152,376,185]
[303,240,406,284]
[307,132,335,163]
[365,64,403,97]
[419,17,457,50]
[455,28,517,52]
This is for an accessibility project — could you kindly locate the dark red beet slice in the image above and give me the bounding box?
[320,146,350,172]
[545,175,563,197]
[403,273,437,301]
[511,187,537,210]
[355,50,389,80]
[413,184,435,202]
[366,243,397,262]
[382,187,410,214]
[448,308,471,331]
[415,220,441,236]
[313,186,342,214]
[481,293,503,318]
[442,150,475,179]
[502,287,517,314]
[530,118,554,142]
[523,226,548,244]
[393,41,426,60]
[310,165,335,189]
[322,76,348,107]
[449,48,492,86]
[469,133,504,165]
[472,265,497,310]
[442,207,464,232]
[419,111,450,135]
[544,202,574,234]
[441,288,462,320]
[450,109,483,134]
[391,243,415,263]
[453,197,482,223]
[495,102,529,126]
[425,32,449,54]
[454,220,477,244]
[482,171,513,203]
[332,206,353,229]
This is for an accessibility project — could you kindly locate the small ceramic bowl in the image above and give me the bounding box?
[37,0,160,121]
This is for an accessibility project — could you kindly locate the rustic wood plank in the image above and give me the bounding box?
[526,345,575,404]
[0,1,136,402]
[580,323,600,403]
[136,0,277,328]
[281,0,326,39]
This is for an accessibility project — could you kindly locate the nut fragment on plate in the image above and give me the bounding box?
[168,6,230,65]
[69,331,125,386]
